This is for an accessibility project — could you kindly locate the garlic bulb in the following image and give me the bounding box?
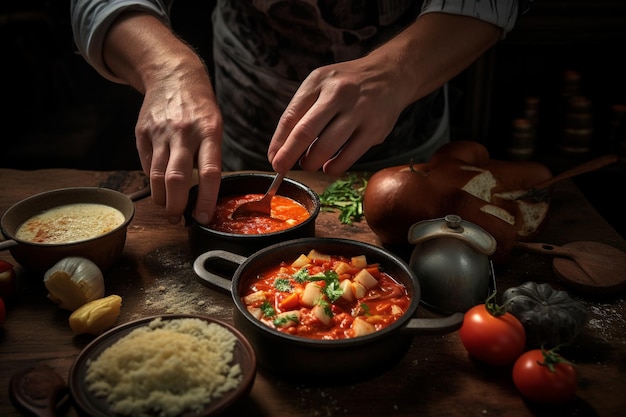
[43,257,105,311]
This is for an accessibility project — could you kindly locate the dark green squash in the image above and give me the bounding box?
[502,282,587,347]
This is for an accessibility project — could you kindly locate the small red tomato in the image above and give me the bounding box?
[0,260,17,300]
[460,296,526,366]
[513,348,578,404]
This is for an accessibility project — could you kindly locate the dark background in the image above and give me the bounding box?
[2,1,626,235]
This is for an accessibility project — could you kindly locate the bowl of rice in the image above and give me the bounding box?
[69,314,256,417]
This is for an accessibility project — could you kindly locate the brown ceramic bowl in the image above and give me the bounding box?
[185,173,320,257]
[0,187,150,274]
[69,314,256,417]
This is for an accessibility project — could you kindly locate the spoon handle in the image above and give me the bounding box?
[9,366,68,417]
[514,242,573,258]
[266,172,285,199]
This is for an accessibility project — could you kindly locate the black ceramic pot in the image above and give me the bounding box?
[185,173,320,257]
[194,237,463,382]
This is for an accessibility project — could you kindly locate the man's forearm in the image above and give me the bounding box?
[366,12,502,109]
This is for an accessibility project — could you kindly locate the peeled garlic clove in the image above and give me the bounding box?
[43,257,105,311]
[69,294,122,335]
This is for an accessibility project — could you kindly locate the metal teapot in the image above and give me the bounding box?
[408,214,497,314]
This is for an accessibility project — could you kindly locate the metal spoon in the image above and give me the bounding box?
[231,172,285,218]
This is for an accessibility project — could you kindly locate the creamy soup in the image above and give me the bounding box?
[15,203,126,244]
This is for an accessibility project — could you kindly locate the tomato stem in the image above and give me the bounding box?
[537,345,573,373]
[484,290,507,317]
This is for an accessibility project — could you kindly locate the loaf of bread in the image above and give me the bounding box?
[363,141,553,263]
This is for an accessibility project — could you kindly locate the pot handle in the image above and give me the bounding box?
[193,250,247,292]
[0,239,18,252]
[126,186,151,202]
[403,312,464,335]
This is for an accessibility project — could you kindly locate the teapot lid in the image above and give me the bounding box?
[407,214,497,255]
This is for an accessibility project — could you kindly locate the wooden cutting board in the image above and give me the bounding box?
[515,240,626,296]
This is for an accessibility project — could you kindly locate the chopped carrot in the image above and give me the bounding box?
[338,273,352,281]
[366,266,381,279]
[279,292,300,310]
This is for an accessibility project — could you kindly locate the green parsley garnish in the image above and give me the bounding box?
[319,173,368,225]
[293,268,344,303]
[309,270,343,302]
[292,268,310,283]
[273,313,299,327]
[317,299,333,318]
[260,301,276,318]
[273,278,293,292]
[359,303,371,316]
[323,275,343,303]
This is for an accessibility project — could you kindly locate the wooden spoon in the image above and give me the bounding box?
[9,366,68,417]
[516,154,619,201]
[515,241,626,295]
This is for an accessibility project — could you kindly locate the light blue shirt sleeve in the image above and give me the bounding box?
[70,0,172,83]
[421,0,520,35]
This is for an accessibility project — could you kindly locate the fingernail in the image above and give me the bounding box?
[195,212,210,225]
[167,216,181,225]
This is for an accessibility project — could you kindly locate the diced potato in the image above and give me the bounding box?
[69,294,122,335]
[311,304,333,326]
[334,261,352,275]
[247,306,263,320]
[291,254,310,268]
[366,314,385,324]
[307,249,331,262]
[353,268,378,289]
[351,255,368,268]
[352,281,367,299]
[391,304,404,316]
[301,282,323,307]
[352,317,376,337]
[274,311,300,328]
[340,279,354,302]
[243,290,266,305]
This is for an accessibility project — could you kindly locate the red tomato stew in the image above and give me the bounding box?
[208,194,310,234]
[241,249,411,340]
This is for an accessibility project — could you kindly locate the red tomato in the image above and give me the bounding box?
[0,297,5,326]
[460,302,526,366]
[513,348,578,404]
[0,260,16,300]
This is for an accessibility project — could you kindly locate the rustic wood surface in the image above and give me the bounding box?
[1,168,625,417]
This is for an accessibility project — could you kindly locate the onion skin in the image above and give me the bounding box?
[43,257,105,311]
[363,141,553,263]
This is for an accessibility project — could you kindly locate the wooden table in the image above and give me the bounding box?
[1,168,625,417]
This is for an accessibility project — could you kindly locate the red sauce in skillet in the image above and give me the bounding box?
[208,194,310,234]
[241,249,411,340]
